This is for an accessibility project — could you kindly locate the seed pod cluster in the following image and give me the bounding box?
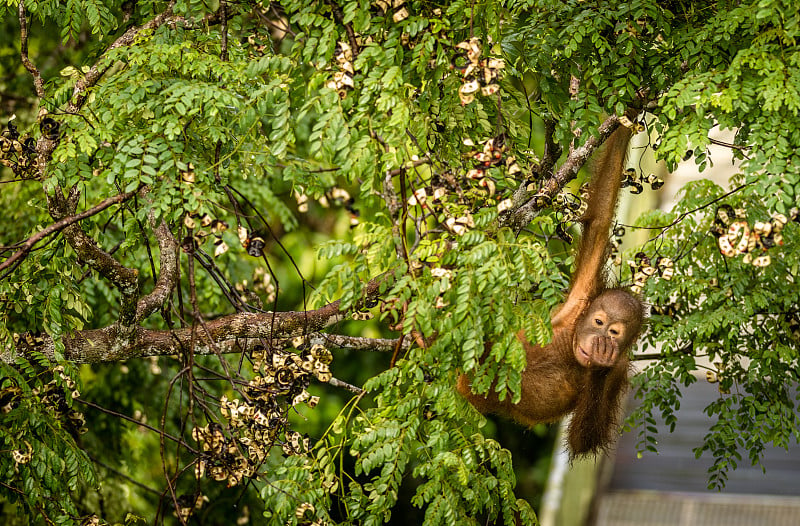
[609,225,626,265]
[0,119,39,177]
[453,38,504,105]
[711,205,797,267]
[550,185,589,244]
[20,364,87,435]
[192,422,256,486]
[184,213,229,256]
[404,178,477,236]
[463,136,521,209]
[326,41,356,98]
[620,168,664,194]
[374,0,409,22]
[192,345,331,486]
[174,493,208,522]
[406,135,521,232]
[628,252,673,294]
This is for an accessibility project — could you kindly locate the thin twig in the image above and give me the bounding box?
[76,398,197,453]
[328,0,359,55]
[620,183,749,232]
[386,157,431,177]
[90,456,162,495]
[329,377,364,394]
[709,137,747,151]
[220,0,229,61]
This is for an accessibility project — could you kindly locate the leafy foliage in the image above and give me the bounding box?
[1,0,800,524]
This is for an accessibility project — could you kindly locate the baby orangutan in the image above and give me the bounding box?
[457,115,645,456]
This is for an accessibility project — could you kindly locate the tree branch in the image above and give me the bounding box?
[0,189,138,278]
[311,333,409,352]
[18,3,44,98]
[709,137,747,151]
[25,4,222,328]
[501,114,624,232]
[45,189,141,329]
[329,377,364,394]
[136,220,180,322]
[7,277,386,363]
[539,118,562,176]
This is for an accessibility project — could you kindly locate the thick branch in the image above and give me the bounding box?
[43,189,141,328]
[136,220,179,321]
[9,278,385,363]
[311,334,409,352]
[501,114,623,232]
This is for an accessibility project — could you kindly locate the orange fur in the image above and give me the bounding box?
[457,116,643,456]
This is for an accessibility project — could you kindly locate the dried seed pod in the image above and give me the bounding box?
[532,193,551,208]
[727,221,751,254]
[23,137,36,154]
[245,232,266,257]
[478,178,496,195]
[274,367,295,390]
[481,84,500,96]
[555,222,573,244]
[645,173,664,190]
[656,257,674,280]
[752,254,771,267]
[497,198,513,213]
[460,79,480,95]
[392,6,409,22]
[40,117,60,140]
[295,502,315,519]
[311,345,332,365]
[313,362,332,383]
[715,205,736,227]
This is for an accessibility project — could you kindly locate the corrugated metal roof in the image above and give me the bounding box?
[608,380,800,495]
[593,380,800,526]
[596,491,800,526]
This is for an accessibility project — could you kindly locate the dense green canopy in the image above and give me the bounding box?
[1,1,799,524]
